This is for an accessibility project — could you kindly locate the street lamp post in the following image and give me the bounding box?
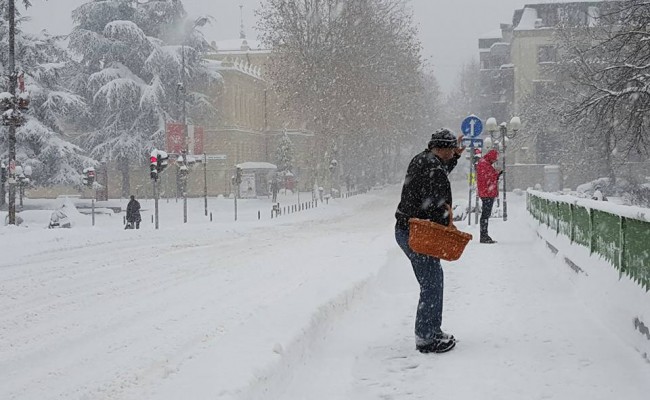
[486,116,521,221]
[6,0,17,224]
[0,162,6,206]
[177,152,189,223]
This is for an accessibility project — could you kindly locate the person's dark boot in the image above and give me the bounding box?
[480,235,497,244]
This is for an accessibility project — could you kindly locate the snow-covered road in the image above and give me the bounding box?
[1,187,649,400]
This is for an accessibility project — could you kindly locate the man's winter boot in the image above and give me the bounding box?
[416,338,456,354]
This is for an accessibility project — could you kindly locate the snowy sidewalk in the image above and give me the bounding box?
[238,191,650,400]
[1,187,649,400]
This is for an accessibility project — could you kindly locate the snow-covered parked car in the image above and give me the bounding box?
[48,198,84,228]
[48,209,71,229]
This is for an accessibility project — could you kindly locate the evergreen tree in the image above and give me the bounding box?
[275,132,294,173]
[0,1,94,186]
[68,0,219,196]
[443,59,482,129]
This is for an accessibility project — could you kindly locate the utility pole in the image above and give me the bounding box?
[203,153,208,216]
[177,17,209,222]
[180,38,188,224]
[150,149,168,229]
[6,0,18,225]
[467,142,474,226]
[0,163,6,207]
[154,178,159,229]
[500,123,508,222]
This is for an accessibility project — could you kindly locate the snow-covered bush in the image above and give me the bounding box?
[624,184,650,208]
[575,177,650,207]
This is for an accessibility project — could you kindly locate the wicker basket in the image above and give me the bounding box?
[408,205,473,261]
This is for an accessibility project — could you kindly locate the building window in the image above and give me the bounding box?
[537,45,557,63]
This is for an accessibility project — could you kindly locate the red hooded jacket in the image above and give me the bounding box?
[476,149,500,198]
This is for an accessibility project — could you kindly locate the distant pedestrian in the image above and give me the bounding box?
[271,177,279,203]
[126,195,141,229]
[476,149,502,243]
[394,128,465,354]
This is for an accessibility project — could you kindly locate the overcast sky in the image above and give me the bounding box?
[21,0,532,93]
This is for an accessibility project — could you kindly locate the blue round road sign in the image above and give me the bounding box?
[461,116,483,138]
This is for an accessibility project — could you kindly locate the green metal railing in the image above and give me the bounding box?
[527,191,650,291]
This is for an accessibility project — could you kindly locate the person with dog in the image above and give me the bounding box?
[126,195,141,229]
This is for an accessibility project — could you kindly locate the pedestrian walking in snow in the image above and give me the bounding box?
[125,195,141,229]
[394,128,465,353]
[271,177,279,203]
[476,149,503,243]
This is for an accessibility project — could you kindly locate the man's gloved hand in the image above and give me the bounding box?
[454,135,466,156]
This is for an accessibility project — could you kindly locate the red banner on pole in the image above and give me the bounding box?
[193,126,204,154]
[186,125,205,154]
[166,122,185,154]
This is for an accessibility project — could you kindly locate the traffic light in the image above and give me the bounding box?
[1,162,6,184]
[149,150,169,181]
[473,148,482,163]
[82,167,95,187]
[156,151,169,174]
[178,163,189,178]
[177,153,189,178]
[17,93,30,111]
[150,155,158,180]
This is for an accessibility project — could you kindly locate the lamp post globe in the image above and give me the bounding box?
[483,136,494,151]
[486,117,498,140]
[509,116,521,133]
[484,116,522,222]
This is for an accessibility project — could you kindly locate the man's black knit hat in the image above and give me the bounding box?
[428,128,457,149]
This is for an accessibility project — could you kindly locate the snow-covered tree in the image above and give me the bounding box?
[513,2,650,189]
[257,0,432,185]
[443,59,482,128]
[0,3,94,186]
[275,132,294,173]
[557,0,650,158]
[68,0,219,196]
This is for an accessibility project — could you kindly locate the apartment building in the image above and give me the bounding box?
[479,1,605,170]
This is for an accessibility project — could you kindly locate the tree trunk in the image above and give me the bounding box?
[120,158,131,198]
[603,131,616,186]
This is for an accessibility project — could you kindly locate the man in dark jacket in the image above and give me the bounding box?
[126,195,141,229]
[395,128,464,354]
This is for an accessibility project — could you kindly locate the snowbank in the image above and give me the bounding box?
[528,189,650,222]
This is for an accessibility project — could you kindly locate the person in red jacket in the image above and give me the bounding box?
[476,149,502,243]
